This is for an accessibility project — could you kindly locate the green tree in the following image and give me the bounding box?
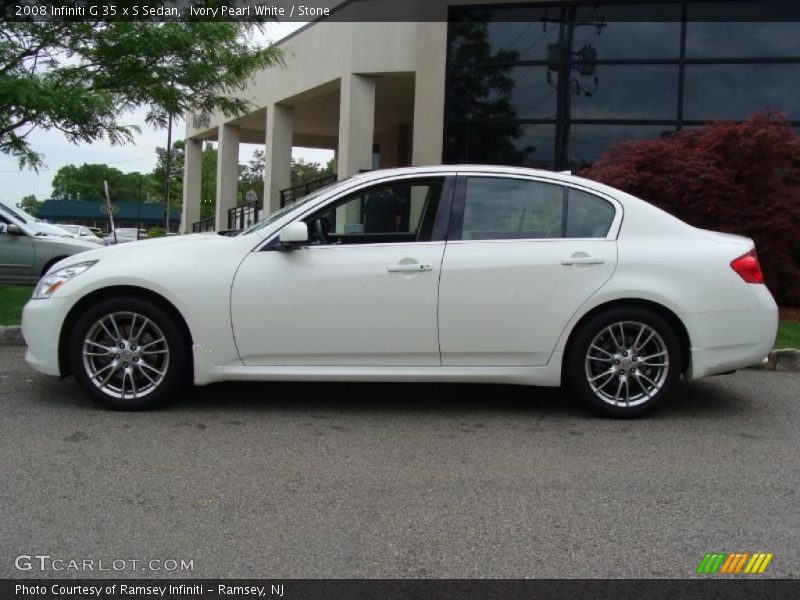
[150,140,185,210]
[1,13,282,168]
[290,157,334,187]
[51,163,148,201]
[200,144,218,220]
[18,194,42,216]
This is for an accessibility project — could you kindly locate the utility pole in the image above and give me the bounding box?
[137,173,142,240]
[164,113,173,233]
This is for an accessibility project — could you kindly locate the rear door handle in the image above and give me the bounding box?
[387,263,432,273]
[561,256,604,265]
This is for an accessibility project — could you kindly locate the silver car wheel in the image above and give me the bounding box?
[584,321,669,408]
[81,311,170,400]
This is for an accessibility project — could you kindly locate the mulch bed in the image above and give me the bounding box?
[780,308,800,322]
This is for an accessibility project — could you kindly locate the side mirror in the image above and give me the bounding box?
[6,224,23,236]
[278,221,308,250]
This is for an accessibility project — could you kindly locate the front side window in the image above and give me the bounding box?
[459,177,615,240]
[305,178,445,245]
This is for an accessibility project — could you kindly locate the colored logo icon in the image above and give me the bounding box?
[697,552,773,574]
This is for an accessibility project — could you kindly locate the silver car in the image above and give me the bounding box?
[54,224,105,244]
[0,201,99,284]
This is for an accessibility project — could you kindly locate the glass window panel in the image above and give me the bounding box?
[462,177,563,240]
[565,124,675,169]
[569,65,679,119]
[466,123,556,169]
[683,64,800,121]
[449,7,562,63]
[566,189,616,238]
[687,2,800,58]
[573,5,682,59]
[447,66,557,120]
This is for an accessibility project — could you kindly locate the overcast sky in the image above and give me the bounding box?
[1,21,334,205]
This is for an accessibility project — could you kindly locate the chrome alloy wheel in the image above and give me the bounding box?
[584,321,669,408]
[81,311,170,400]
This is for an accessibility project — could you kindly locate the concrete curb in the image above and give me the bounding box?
[0,325,24,346]
[748,348,800,372]
[0,325,798,371]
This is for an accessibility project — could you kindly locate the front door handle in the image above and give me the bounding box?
[561,256,604,265]
[387,263,432,273]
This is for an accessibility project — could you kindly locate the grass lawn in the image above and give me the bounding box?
[0,284,33,326]
[1,283,799,348]
[775,320,800,349]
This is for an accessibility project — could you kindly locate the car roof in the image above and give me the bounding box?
[349,165,611,193]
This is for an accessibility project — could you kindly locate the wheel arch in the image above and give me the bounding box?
[58,285,194,378]
[41,256,70,277]
[561,298,691,385]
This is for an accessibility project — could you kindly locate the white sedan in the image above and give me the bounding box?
[21,166,778,416]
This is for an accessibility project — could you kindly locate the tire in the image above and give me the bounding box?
[566,307,682,418]
[68,296,189,410]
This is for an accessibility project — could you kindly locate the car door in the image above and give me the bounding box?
[438,174,620,367]
[0,220,35,283]
[230,175,454,366]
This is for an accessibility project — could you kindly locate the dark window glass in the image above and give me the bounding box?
[687,2,800,58]
[449,7,562,63]
[573,5,682,59]
[462,177,563,240]
[447,66,556,120]
[305,179,444,245]
[683,64,800,121]
[566,189,616,238]
[569,65,679,119]
[566,124,675,169]
[444,124,556,169]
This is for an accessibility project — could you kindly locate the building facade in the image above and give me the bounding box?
[181,0,800,233]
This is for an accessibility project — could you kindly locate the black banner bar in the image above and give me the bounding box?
[3,579,800,600]
[3,0,800,23]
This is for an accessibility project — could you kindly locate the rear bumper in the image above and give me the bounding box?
[683,285,778,380]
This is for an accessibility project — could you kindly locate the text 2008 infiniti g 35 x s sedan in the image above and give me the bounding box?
[21,166,778,416]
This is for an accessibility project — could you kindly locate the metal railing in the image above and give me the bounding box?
[192,217,215,232]
[228,200,262,230]
[279,174,337,208]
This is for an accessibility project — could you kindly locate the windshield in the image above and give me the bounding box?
[0,201,30,224]
[239,180,350,236]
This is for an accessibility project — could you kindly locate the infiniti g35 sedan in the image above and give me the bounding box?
[21,166,778,416]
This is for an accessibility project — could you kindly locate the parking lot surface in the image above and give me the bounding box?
[1,345,798,578]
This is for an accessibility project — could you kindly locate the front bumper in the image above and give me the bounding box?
[21,295,74,377]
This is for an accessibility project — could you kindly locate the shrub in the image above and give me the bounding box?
[146,227,167,238]
[579,111,800,306]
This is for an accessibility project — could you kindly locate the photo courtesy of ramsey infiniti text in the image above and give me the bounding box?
[21,166,778,417]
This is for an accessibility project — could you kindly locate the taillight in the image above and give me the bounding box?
[730,249,764,284]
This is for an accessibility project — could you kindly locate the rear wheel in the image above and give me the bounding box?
[567,307,682,417]
[68,297,189,410]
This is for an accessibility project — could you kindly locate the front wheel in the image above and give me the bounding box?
[567,307,682,418]
[68,297,189,410]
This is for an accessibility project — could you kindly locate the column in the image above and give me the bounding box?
[180,138,203,233]
[262,103,294,214]
[214,123,240,231]
[337,73,376,178]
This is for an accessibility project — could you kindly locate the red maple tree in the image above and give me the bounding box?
[580,111,800,306]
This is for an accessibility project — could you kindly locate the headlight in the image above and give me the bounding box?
[32,261,98,299]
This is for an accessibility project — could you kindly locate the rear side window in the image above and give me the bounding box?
[565,189,616,238]
[462,178,562,240]
[459,177,615,240]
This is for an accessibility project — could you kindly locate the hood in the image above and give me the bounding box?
[34,234,102,251]
[65,232,234,262]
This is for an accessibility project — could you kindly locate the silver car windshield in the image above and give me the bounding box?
[239,180,349,236]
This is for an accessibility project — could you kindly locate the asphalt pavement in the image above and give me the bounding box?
[1,345,798,578]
